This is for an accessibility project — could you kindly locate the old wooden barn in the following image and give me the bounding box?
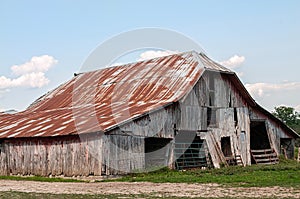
[0,51,299,176]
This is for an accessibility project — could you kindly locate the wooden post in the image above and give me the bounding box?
[282,147,288,159]
[297,147,300,162]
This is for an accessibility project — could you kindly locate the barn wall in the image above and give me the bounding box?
[0,134,103,176]
[0,133,147,176]
[198,72,248,108]
[100,105,176,174]
[177,71,252,166]
[112,106,176,171]
[249,107,295,158]
[0,105,176,176]
[101,134,145,175]
[236,107,251,165]
[119,106,176,138]
[0,142,7,175]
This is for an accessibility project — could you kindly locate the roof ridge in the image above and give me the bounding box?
[198,52,232,72]
[76,50,197,75]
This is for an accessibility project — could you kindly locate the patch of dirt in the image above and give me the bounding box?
[0,180,299,198]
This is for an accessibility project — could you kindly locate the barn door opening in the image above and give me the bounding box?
[280,138,294,159]
[174,131,209,170]
[221,136,236,165]
[250,121,278,164]
[250,121,270,150]
[145,137,171,169]
[221,137,232,157]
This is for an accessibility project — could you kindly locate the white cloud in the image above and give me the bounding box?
[0,55,57,90]
[220,55,245,69]
[11,55,57,75]
[245,82,300,98]
[108,62,124,67]
[0,73,50,89]
[237,72,244,77]
[295,105,300,112]
[138,50,179,61]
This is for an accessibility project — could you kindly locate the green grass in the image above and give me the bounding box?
[0,175,83,183]
[0,159,299,198]
[0,191,285,199]
[105,158,300,187]
[0,158,299,188]
[295,147,299,159]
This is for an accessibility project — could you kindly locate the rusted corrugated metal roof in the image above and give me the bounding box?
[0,51,229,138]
[199,53,232,72]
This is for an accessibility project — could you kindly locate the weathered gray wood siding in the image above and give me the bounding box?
[177,78,207,131]
[0,142,8,175]
[236,107,251,165]
[0,133,146,176]
[116,106,176,169]
[0,134,103,176]
[119,106,176,138]
[101,134,145,175]
[177,71,252,166]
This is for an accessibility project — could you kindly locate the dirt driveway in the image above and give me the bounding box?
[0,180,299,198]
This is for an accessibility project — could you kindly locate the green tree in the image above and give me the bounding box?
[272,106,299,126]
[273,106,300,147]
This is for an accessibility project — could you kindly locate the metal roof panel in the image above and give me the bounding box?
[0,51,207,138]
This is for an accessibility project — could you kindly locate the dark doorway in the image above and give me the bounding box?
[280,138,294,159]
[174,131,208,170]
[250,121,271,150]
[221,137,232,157]
[145,137,171,169]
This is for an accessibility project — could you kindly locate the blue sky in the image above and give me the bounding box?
[1,0,300,112]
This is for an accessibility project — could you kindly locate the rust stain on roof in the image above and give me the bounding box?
[0,51,224,138]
